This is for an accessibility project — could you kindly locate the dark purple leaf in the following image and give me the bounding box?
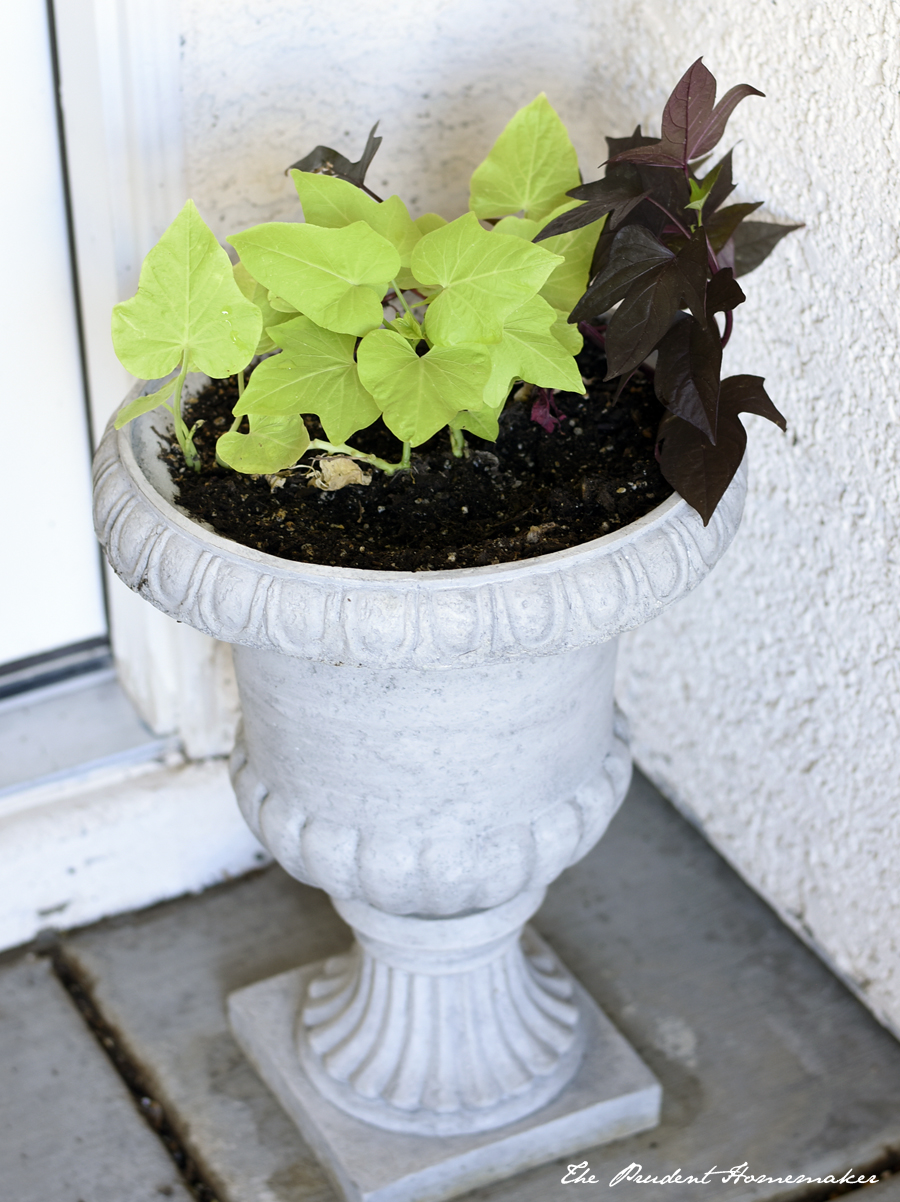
[692,83,765,159]
[571,225,673,323]
[530,388,566,432]
[732,221,803,276]
[604,126,659,166]
[656,410,746,525]
[661,58,718,161]
[611,60,763,172]
[706,267,745,313]
[654,313,722,441]
[675,230,709,327]
[288,123,383,198]
[604,258,685,379]
[706,201,762,251]
[535,170,649,242]
[720,374,786,429]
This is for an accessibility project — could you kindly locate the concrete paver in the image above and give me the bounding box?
[0,954,191,1202]
[63,773,900,1202]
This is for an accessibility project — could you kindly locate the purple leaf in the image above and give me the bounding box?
[611,60,763,173]
[654,313,722,441]
[706,201,763,251]
[692,83,765,159]
[535,170,649,242]
[572,225,673,323]
[706,268,745,314]
[720,374,786,429]
[531,388,566,432]
[656,409,746,525]
[660,58,718,161]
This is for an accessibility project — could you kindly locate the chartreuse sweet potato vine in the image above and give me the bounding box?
[112,93,591,480]
[112,64,799,523]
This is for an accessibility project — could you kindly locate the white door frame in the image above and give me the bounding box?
[53,0,238,758]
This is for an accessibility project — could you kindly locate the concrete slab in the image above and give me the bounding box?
[227,946,660,1202]
[63,772,900,1202]
[0,954,191,1202]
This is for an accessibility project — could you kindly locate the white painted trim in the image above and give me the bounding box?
[53,0,236,755]
[0,754,269,953]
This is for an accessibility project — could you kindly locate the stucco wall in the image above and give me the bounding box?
[177,1,900,1032]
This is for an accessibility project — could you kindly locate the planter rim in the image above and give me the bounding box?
[93,385,747,667]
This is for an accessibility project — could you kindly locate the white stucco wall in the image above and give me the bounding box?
[175,1,900,1031]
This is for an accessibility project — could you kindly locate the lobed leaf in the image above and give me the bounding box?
[706,267,745,313]
[216,412,311,474]
[228,221,400,337]
[656,409,745,525]
[356,329,492,445]
[469,93,582,222]
[706,201,762,252]
[112,200,262,379]
[720,373,786,429]
[481,295,585,409]
[612,59,763,171]
[290,172,420,265]
[497,202,600,313]
[413,213,562,346]
[535,169,647,241]
[287,123,383,194]
[572,225,674,323]
[657,372,785,523]
[234,316,380,445]
[654,312,722,441]
[233,261,295,353]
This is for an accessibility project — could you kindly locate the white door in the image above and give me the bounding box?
[0,2,107,666]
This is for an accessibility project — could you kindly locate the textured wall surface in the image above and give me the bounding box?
[176,1,900,1031]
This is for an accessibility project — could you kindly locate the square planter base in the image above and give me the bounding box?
[228,951,661,1202]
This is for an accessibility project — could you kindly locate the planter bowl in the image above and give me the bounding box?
[93,379,746,1197]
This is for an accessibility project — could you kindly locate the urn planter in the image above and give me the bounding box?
[93,380,746,1201]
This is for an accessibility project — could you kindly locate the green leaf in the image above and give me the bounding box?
[290,172,420,265]
[450,405,502,442]
[494,204,599,313]
[228,221,400,336]
[685,162,723,213]
[234,316,380,445]
[112,200,262,379]
[469,93,581,222]
[550,309,583,356]
[482,295,585,409]
[414,212,447,236]
[216,413,310,474]
[267,293,301,314]
[413,212,561,346]
[357,329,491,445]
[114,378,176,430]
[233,261,295,353]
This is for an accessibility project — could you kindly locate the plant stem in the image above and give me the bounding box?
[306,438,411,476]
[172,362,200,471]
[449,426,466,457]
[390,280,415,320]
[228,368,247,433]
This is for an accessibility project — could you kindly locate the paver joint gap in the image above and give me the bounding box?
[41,936,223,1202]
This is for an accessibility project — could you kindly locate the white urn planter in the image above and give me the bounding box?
[93,380,746,1202]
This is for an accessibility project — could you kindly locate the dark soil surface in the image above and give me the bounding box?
[164,338,672,571]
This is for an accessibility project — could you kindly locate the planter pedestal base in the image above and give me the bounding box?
[228,929,661,1202]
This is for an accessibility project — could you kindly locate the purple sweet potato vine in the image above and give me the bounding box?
[537,58,800,523]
